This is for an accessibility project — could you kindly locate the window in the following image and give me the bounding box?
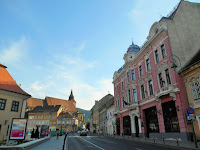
[139,65,143,76]
[54,115,56,119]
[38,115,40,119]
[35,115,37,119]
[48,115,50,119]
[51,115,53,119]
[191,81,200,100]
[58,121,61,124]
[122,97,125,108]
[155,50,160,63]
[146,59,151,71]
[141,85,145,99]
[41,115,43,119]
[44,115,46,119]
[133,89,137,101]
[127,72,129,82]
[0,98,6,110]
[62,121,65,124]
[161,44,166,58]
[122,82,124,90]
[29,116,34,119]
[128,90,131,103]
[165,69,171,85]
[148,80,154,96]
[132,70,135,80]
[50,122,52,125]
[11,101,19,112]
[159,73,164,88]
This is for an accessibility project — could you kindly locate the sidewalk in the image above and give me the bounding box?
[31,135,65,150]
[90,133,200,150]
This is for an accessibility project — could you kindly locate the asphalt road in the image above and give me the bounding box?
[66,133,183,150]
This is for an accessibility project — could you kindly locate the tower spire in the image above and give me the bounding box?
[69,89,74,100]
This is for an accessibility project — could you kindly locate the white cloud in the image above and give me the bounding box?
[0,37,29,64]
[30,81,44,91]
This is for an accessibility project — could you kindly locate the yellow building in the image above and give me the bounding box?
[27,103,62,132]
[0,64,31,140]
[183,50,200,140]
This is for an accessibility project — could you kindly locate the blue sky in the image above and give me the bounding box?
[0,0,199,110]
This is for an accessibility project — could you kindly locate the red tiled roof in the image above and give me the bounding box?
[0,64,31,96]
[58,112,73,118]
[27,98,43,108]
[46,96,77,112]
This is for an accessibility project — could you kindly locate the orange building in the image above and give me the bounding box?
[183,50,200,140]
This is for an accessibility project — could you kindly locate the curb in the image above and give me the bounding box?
[0,137,50,150]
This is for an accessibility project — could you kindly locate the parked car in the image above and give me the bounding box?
[80,130,87,136]
[41,131,48,137]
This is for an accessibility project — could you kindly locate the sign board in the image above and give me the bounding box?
[188,107,194,114]
[186,109,191,120]
[189,114,195,120]
[9,118,27,140]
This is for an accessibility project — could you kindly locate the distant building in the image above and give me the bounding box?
[27,101,62,132]
[57,112,78,132]
[26,90,85,132]
[106,98,115,135]
[183,50,200,140]
[90,94,113,134]
[0,64,31,140]
[113,0,200,141]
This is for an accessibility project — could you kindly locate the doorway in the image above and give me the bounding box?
[116,118,120,135]
[123,115,131,135]
[144,106,159,138]
[135,116,139,137]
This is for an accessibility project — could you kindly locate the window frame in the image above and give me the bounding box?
[122,81,124,90]
[146,58,151,71]
[139,65,143,76]
[11,101,20,112]
[0,98,6,110]
[161,44,167,59]
[190,81,200,100]
[141,85,145,99]
[127,71,130,82]
[133,89,137,102]
[128,89,131,103]
[165,69,171,85]
[132,70,135,80]
[148,80,154,96]
[155,50,160,64]
[158,73,164,88]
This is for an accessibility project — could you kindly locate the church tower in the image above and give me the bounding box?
[69,90,76,107]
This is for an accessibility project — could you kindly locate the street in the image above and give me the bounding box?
[31,133,186,150]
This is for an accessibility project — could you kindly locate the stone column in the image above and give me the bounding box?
[131,115,136,135]
[138,117,142,133]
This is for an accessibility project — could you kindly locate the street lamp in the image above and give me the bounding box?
[169,54,198,148]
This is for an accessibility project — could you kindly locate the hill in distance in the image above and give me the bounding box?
[77,108,90,123]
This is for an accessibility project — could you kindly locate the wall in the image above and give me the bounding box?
[0,90,29,140]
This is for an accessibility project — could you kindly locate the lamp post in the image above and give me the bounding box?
[169,54,198,148]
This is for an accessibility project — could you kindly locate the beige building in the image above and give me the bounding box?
[183,50,200,140]
[0,64,31,140]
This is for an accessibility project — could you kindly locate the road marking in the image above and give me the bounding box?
[95,137,116,144]
[80,137,105,150]
[136,148,143,150]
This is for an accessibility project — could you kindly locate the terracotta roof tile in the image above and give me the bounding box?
[58,112,73,118]
[45,96,77,112]
[27,98,44,108]
[0,64,31,96]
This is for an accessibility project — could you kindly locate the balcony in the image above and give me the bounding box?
[155,84,180,102]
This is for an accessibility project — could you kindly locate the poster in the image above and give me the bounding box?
[10,118,27,140]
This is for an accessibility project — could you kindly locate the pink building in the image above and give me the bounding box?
[112,0,200,141]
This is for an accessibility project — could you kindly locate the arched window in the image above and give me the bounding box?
[190,81,200,100]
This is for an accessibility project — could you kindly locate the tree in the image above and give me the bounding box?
[86,122,90,130]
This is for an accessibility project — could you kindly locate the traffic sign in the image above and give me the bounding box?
[188,107,194,114]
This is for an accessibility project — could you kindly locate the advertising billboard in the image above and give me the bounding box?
[9,118,27,140]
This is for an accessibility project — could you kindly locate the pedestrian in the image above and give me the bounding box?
[31,128,35,139]
[35,127,39,139]
[56,129,59,140]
